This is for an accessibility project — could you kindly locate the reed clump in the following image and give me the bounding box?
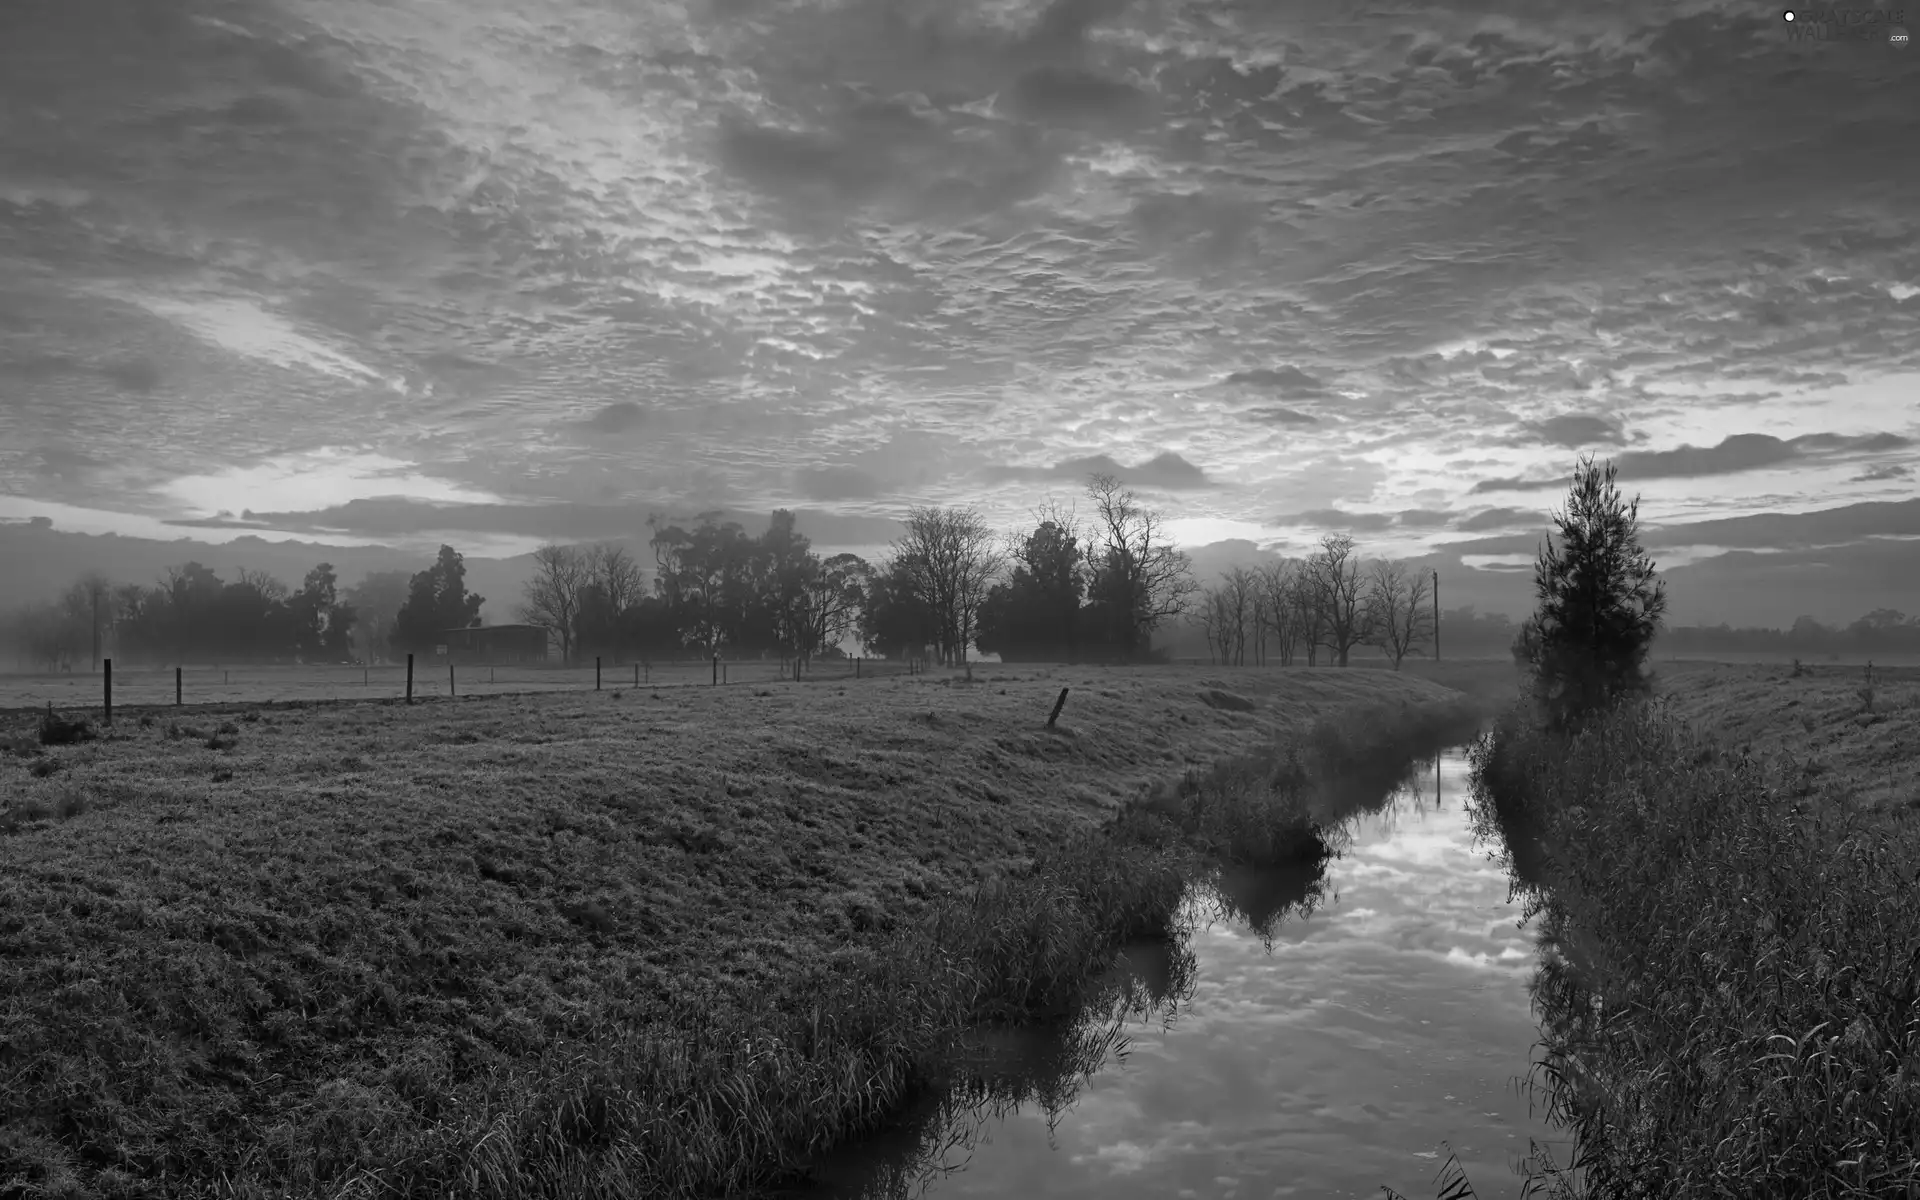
[1469,696,1920,1199]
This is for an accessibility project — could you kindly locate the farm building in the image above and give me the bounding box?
[435,624,551,665]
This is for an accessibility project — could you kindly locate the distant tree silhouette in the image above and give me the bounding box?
[1513,454,1668,729]
[288,563,355,662]
[1084,473,1196,661]
[343,570,409,663]
[516,543,591,664]
[858,556,941,661]
[1364,558,1433,670]
[391,545,484,657]
[976,502,1089,661]
[887,505,1005,666]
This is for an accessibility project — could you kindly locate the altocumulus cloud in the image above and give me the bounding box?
[0,0,1915,570]
[1510,413,1628,449]
[984,451,1216,491]
[1472,433,1912,493]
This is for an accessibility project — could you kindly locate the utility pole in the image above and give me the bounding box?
[1433,568,1441,662]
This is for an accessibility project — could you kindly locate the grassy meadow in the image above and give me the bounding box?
[0,665,1485,1198]
[1469,662,1920,1198]
[1651,660,1920,817]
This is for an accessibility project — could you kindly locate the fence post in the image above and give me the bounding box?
[176,666,182,706]
[712,655,718,686]
[633,662,639,687]
[104,658,112,725]
[596,656,602,691]
[406,653,414,704]
[1047,686,1070,729]
[449,661,456,698]
[856,656,861,679]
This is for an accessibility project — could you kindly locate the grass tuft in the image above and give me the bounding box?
[37,707,96,746]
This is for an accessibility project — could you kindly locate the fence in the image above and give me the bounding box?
[0,654,945,715]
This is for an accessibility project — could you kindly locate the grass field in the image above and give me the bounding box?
[0,664,1487,1197]
[1652,659,1920,817]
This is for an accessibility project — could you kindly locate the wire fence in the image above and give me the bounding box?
[0,655,937,714]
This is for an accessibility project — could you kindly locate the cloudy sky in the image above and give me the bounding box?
[2,0,1916,580]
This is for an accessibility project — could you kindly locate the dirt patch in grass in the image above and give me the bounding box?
[0,665,1466,1194]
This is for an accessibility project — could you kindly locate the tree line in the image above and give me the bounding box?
[0,473,1204,670]
[516,473,1199,668]
[9,464,1912,671]
[1186,534,1439,669]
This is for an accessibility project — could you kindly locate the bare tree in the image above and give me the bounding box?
[1257,559,1304,666]
[1289,560,1326,665]
[516,542,591,664]
[61,573,113,670]
[1250,584,1268,666]
[1308,533,1372,666]
[1192,582,1232,665]
[235,568,289,603]
[892,505,1007,666]
[1085,473,1198,660]
[1365,558,1434,670]
[1222,567,1257,665]
[588,543,645,616]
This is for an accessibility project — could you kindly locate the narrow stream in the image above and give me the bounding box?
[799,746,1570,1199]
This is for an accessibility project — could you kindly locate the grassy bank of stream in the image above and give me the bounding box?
[1468,682,1920,1198]
[2,666,1483,1198]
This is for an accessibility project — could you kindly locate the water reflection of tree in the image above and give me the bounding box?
[799,853,1352,1200]
[1461,734,1593,1196]
[1203,858,1331,951]
[792,935,1202,1200]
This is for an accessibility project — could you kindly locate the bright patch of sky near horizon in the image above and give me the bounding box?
[1,0,1916,561]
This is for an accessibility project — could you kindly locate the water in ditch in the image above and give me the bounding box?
[794,746,1570,1199]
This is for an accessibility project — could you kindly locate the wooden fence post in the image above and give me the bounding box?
[1046,686,1070,729]
[712,655,718,686]
[406,654,414,704]
[856,656,861,679]
[596,656,602,691]
[175,666,182,706]
[103,658,112,725]
[449,661,456,697]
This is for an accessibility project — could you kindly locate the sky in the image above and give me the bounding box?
[2,0,1916,611]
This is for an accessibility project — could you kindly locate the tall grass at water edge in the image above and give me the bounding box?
[171,815,1196,1200]
[1464,697,1920,1199]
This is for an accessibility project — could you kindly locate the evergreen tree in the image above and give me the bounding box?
[391,545,485,656]
[1514,454,1668,729]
